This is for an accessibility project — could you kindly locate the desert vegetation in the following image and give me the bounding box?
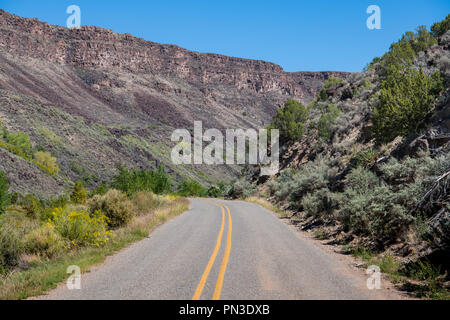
[0,165,196,299]
[317,76,343,101]
[233,16,450,299]
[0,156,233,298]
[267,99,308,142]
[0,120,60,176]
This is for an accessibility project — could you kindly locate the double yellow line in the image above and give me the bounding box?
[192,200,232,300]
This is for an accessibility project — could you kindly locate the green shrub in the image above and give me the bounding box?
[32,151,60,176]
[20,194,43,219]
[362,79,372,89]
[307,100,318,110]
[111,165,134,194]
[379,154,450,213]
[49,194,70,209]
[88,189,135,229]
[379,26,436,74]
[380,157,419,184]
[24,224,66,258]
[339,187,372,234]
[0,170,9,214]
[338,167,413,243]
[366,186,412,241]
[317,104,341,141]
[206,185,223,198]
[351,246,374,260]
[401,259,444,297]
[268,160,333,210]
[228,179,257,199]
[403,259,442,282]
[301,187,336,218]
[71,181,87,205]
[407,26,437,54]
[4,131,32,159]
[0,127,7,140]
[268,99,308,142]
[431,14,450,38]
[372,66,442,144]
[318,76,343,101]
[367,56,382,70]
[288,160,331,206]
[355,148,379,168]
[431,71,445,96]
[10,192,18,205]
[267,168,296,201]
[375,254,401,274]
[346,166,381,192]
[339,167,382,233]
[49,207,111,247]
[90,183,108,197]
[151,166,172,195]
[177,180,206,197]
[69,161,84,175]
[380,154,449,184]
[112,165,171,195]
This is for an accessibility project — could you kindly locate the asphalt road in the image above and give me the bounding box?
[37,199,401,300]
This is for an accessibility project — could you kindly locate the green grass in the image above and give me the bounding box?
[0,198,189,300]
[351,246,375,261]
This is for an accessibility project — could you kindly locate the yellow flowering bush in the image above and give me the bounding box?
[48,207,111,247]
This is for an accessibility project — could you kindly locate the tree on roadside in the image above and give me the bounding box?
[268,99,308,142]
[372,66,442,144]
[71,181,87,204]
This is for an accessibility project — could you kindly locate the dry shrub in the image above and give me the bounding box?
[131,191,154,215]
[88,189,135,229]
[0,213,38,268]
[24,224,67,258]
[0,221,24,268]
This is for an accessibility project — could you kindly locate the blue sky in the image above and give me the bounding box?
[1,0,448,72]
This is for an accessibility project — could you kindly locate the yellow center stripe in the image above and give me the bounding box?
[212,204,232,300]
[192,201,225,300]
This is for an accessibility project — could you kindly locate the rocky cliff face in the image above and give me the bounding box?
[0,9,348,104]
[0,9,350,195]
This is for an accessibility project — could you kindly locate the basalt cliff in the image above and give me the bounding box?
[0,9,349,196]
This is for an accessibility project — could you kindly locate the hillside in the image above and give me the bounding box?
[0,9,349,197]
[234,17,450,298]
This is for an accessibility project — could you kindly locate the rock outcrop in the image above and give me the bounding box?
[0,9,349,105]
[0,9,350,195]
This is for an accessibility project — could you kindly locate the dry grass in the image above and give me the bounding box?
[244,196,291,218]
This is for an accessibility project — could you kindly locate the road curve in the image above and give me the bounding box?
[36,199,402,300]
